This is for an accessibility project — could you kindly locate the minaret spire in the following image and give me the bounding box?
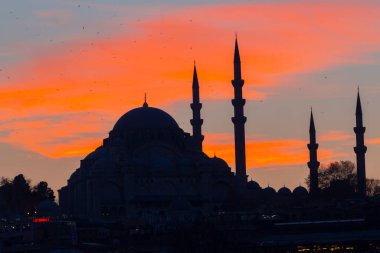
[190,63,204,152]
[231,37,247,187]
[307,108,320,195]
[143,93,148,107]
[309,108,315,135]
[354,88,367,197]
[234,37,242,80]
[356,87,363,119]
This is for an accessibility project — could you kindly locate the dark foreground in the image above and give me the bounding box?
[2,214,380,253]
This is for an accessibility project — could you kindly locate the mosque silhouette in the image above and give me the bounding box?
[58,38,368,223]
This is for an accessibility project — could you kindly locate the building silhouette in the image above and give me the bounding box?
[307,108,320,195]
[231,38,248,189]
[58,42,247,221]
[354,88,367,197]
[59,39,369,222]
[190,64,204,153]
[306,90,368,197]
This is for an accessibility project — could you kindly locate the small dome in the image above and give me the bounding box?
[113,106,179,132]
[293,186,308,196]
[81,146,111,173]
[278,187,292,196]
[68,169,80,182]
[263,186,276,195]
[247,180,261,191]
[211,156,229,168]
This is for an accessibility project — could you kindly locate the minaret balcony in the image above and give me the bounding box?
[231,79,245,87]
[308,161,320,169]
[190,103,202,110]
[354,146,367,154]
[231,98,246,106]
[232,116,247,124]
[354,126,366,134]
[190,118,204,125]
[307,143,319,150]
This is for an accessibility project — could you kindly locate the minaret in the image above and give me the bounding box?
[307,108,320,195]
[354,88,367,197]
[231,37,247,186]
[190,64,204,152]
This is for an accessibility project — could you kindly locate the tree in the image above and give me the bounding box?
[366,178,380,197]
[32,181,55,203]
[0,177,12,213]
[0,177,11,186]
[11,174,32,214]
[305,160,380,197]
[305,161,355,190]
[0,174,56,216]
[320,161,356,189]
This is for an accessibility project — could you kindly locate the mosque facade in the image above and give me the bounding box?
[58,39,368,222]
[58,40,246,221]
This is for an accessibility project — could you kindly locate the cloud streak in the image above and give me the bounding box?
[203,133,336,169]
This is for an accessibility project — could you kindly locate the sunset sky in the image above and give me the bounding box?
[1,0,380,193]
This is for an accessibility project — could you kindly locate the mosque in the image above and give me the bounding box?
[58,39,368,222]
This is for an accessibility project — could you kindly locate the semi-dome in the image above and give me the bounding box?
[85,146,107,160]
[263,186,276,195]
[293,186,308,196]
[113,106,180,132]
[247,180,261,191]
[211,156,229,168]
[278,186,292,196]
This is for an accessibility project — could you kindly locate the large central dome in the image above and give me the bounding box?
[113,106,180,131]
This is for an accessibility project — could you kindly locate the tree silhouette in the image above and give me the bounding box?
[0,174,56,216]
[32,181,55,203]
[366,178,380,197]
[305,160,380,197]
[11,174,32,214]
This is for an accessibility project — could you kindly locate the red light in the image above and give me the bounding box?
[33,217,50,223]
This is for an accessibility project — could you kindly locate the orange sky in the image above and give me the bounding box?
[1,0,380,192]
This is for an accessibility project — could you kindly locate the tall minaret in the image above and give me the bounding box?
[307,108,320,195]
[354,89,367,197]
[190,64,204,152]
[231,38,247,186]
